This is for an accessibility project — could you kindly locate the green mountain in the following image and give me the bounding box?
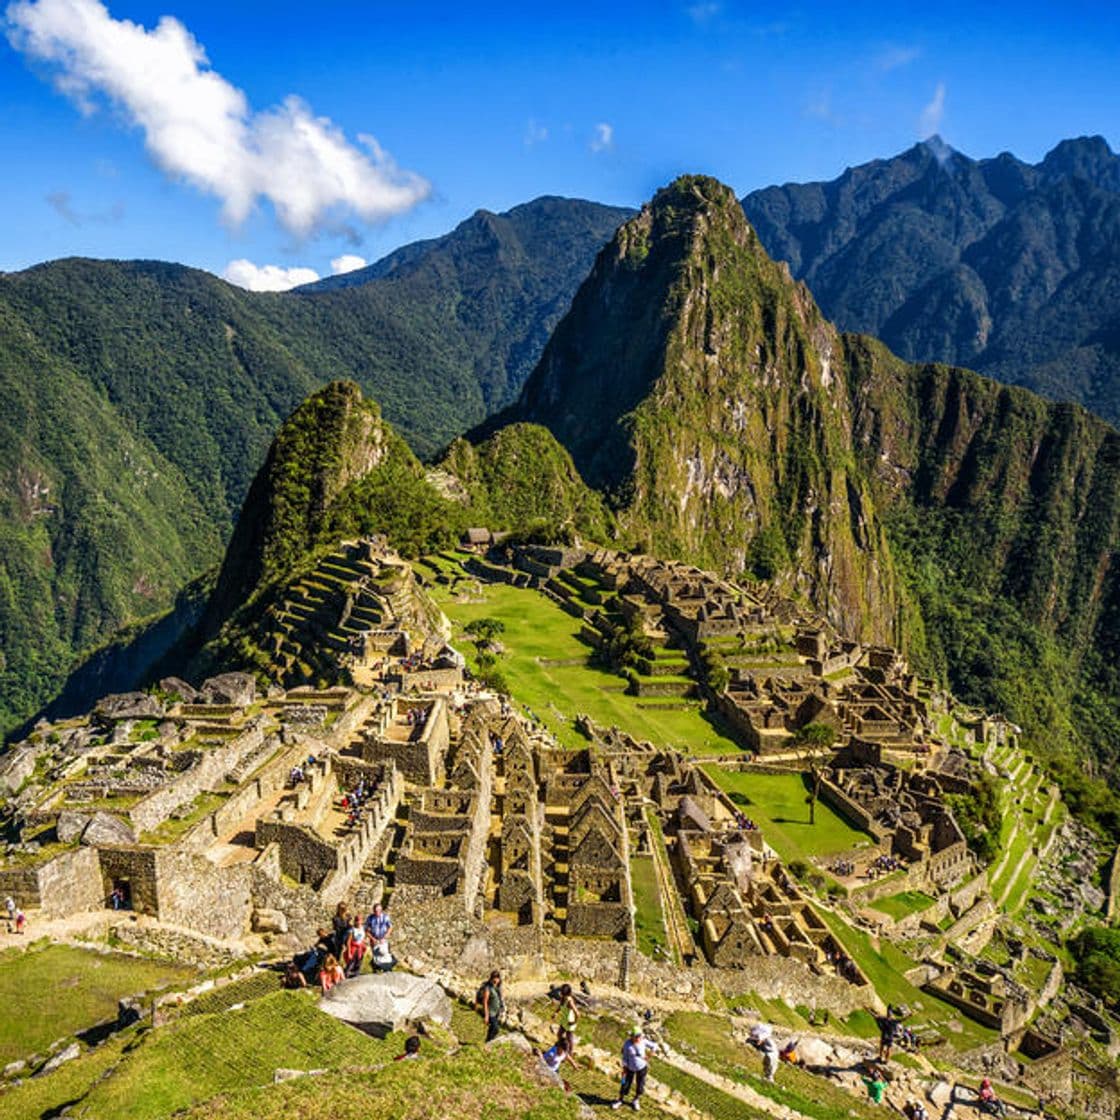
[177,382,607,681]
[0,198,629,738]
[511,175,902,642]
[508,175,1120,778]
[741,135,1120,428]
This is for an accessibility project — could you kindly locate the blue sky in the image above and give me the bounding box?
[1,0,1118,288]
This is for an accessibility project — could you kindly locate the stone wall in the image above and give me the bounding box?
[127,721,271,835]
[109,922,244,970]
[0,865,41,909]
[817,778,888,841]
[153,851,251,940]
[249,844,332,945]
[181,741,302,852]
[35,847,103,917]
[98,847,160,915]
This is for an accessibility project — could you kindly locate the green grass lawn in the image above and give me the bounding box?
[76,991,401,1119]
[703,767,873,865]
[868,891,937,922]
[0,943,196,1063]
[431,577,742,755]
[181,1044,585,1120]
[630,856,669,960]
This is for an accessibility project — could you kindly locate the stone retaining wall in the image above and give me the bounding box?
[127,721,270,836]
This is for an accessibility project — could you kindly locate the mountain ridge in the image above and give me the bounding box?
[742,134,1120,426]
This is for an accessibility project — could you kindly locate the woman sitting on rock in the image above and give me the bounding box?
[319,954,345,993]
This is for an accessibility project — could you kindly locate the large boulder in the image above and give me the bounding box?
[318,973,452,1035]
[94,692,166,721]
[200,672,256,707]
[80,812,137,847]
[56,810,92,844]
[159,676,200,703]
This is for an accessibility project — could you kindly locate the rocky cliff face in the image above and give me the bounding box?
[516,175,901,641]
[203,380,399,633]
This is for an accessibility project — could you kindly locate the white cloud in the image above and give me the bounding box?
[919,81,946,138]
[687,2,720,24]
[524,118,548,147]
[330,253,367,276]
[222,259,319,292]
[589,122,614,153]
[876,44,920,72]
[804,90,839,126]
[6,0,431,236]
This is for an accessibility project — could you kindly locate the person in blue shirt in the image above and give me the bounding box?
[364,902,392,970]
[612,1026,659,1111]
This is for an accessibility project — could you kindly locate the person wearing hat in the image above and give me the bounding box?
[611,1024,659,1111]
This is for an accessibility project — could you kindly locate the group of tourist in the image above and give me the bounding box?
[4,896,26,934]
[339,776,380,829]
[830,858,856,877]
[867,853,906,879]
[489,731,504,757]
[286,901,394,990]
[732,810,758,831]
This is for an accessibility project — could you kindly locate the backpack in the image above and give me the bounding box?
[474,983,490,1013]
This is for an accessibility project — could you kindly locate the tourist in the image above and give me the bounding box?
[4,895,14,931]
[394,1035,422,1061]
[978,1077,1007,1116]
[903,1099,929,1120]
[476,970,504,1042]
[877,1008,902,1062]
[779,1038,800,1065]
[748,1023,779,1082]
[538,1028,571,1090]
[283,961,308,989]
[343,920,367,977]
[319,954,345,993]
[861,1065,888,1104]
[365,901,392,959]
[331,902,351,955]
[554,982,580,1065]
[14,909,25,935]
[612,1024,658,1110]
[371,940,395,972]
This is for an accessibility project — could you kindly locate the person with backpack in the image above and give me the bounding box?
[477,970,504,1042]
[877,1007,902,1063]
[611,1025,658,1110]
[554,982,580,1066]
[748,1023,780,1082]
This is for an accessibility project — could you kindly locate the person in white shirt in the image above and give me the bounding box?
[612,1025,659,1111]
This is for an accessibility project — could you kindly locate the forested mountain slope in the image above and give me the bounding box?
[742,135,1120,427]
[509,175,1120,773]
[0,198,629,737]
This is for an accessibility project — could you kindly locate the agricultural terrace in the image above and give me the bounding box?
[426,560,741,755]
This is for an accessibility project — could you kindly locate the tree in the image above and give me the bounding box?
[464,617,505,645]
[793,722,838,825]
